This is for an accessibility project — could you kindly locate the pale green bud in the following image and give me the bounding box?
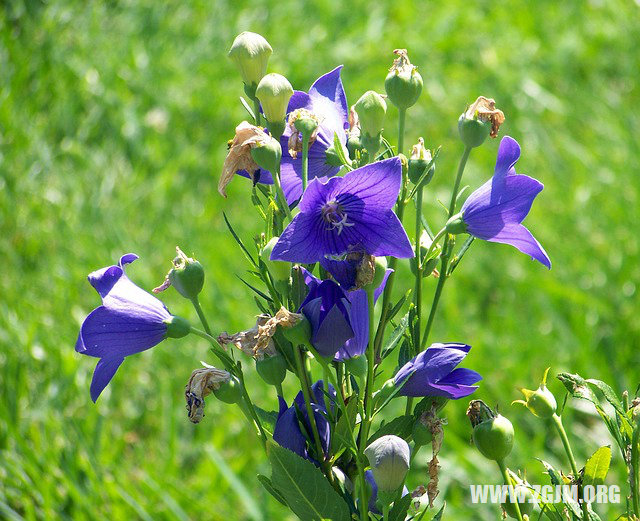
[228,32,273,97]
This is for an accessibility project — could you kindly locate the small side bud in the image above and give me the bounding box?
[384,49,423,110]
[408,138,434,185]
[365,435,411,498]
[373,378,396,408]
[164,315,191,339]
[371,256,388,288]
[256,352,287,386]
[458,96,505,148]
[445,212,467,235]
[162,247,205,300]
[512,367,557,419]
[213,375,244,404]
[467,400,514,462]
[354,91,387,158]
[228,32,272,99]
[256,73,294,139]
[282,315,312,348]
[260,237,291,284]
[250,135,282,175]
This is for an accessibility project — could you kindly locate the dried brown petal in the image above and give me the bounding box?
[286,109,319,158]
[464,96,505,138]
[410,137,432,162]
[185,367,231,423]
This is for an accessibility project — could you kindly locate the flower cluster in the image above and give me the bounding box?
[73,31,553,520]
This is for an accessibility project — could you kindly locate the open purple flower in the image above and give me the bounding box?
[75,254,188,402]
[455,136,551,269]
[273,380,335,462]
[394,343,481,399]
[280,66,349,204]
[271,157,414,263]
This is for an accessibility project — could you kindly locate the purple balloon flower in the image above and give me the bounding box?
[394,343,482,399]
[459,136,551,269]
[365,470,409,514]
[271,157,414,263]
[75,254,180,402]
[273,380,335,462]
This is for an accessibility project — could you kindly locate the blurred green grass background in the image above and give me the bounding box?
[1,0,639,519]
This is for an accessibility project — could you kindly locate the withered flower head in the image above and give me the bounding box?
[463,96,505,138]
[388,48,413,73]
[219,121,270,197]
[287,108,321,159]
[218,307,302,360]
[410,137,433,162]
[185,365,231,423]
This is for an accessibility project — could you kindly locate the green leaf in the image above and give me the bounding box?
[583,446,611,487]
[254,407,278,435]
[267,441,350,521]
[239,96,256,121]
[388,493,412,521]
[587,379,625,414]
[257,474,288,506]
[368,415,413,445]
[223,212,258,268]
[382,311,410,357]
[556,372,599,404]
[332,396,358,452]
[332,132,352,170]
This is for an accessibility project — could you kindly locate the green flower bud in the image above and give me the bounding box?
[365,435,410,495]
[344,355,368,380]
[502,485,535,519]
[293,114,319,137]
[166,247,205,300]
[213,375,243,404]
[354,91,387,138]
[410,231,441,278]
[260,237,291,284]
[256,73,293,138]
[164,315,191,339]
[256,352,287,386]
[445,211,467,235]
[228,32,273,98]
[282,315,312,347]
[384,49,423,110]
[458,96,505,148]
[347,132,363,157]
[373,378,396,408]
[513,367,557,419]
[407,138,434,185]
[250,135,282,174]
[467,400,514,461]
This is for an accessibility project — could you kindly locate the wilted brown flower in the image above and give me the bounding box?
[410,137,433,162]
[463,96,505,138]
[185,366,231,423]
[286,108,320,158]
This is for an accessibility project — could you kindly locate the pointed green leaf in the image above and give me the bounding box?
[583,446,611,487]
[257,474,288,506]
[267,441,350,521]
[389,493,412,521]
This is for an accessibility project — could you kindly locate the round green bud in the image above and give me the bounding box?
[445,212,467,235]
[384,50,423,110]
[256,73,293,128]
[228,32,273,93]
[408,159,434,185]
[514,369,557,419]
[347,133,363,157]
[412,418,433,447]
[373,379,396,408]
[472,413,514,461]
[354,91,387,138]
[260,237,291,283]
[256,353,287,386]
[282,316,312,347]
[168,250,205,300]
[365,435,410,494]
[293,115,318,137]
[502,485,535,519]
[458,113,492,149]
[213,375,243,404]
[164,315,191,339]
[344,355,368,380]
[250,135,282,174]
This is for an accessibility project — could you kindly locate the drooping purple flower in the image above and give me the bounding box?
[75,254,183,402]
[394,343,482,399]
[365,470,409,514]
[271,157,414,263]
[273,380,335,463]
[458,136,551,269]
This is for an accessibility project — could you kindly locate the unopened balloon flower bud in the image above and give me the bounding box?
[256,73,293,139]
[355,90,386,137]
[185,366,232,423]
[445,211,467,235]
[164,315,191,339]
[260,237,291,284]
[373,378,396,407]
[345,354,368,380]
[250,134,282,175]
[458,96,505,148]
[282,315,312,348]
[365,435,411,496]
[513,367,557,419]
[467,400,514,461]
[255,352,287,386]
[228,32,273,99]
[384,49,423,110]
[213,374,243,404]
[154,247,205,300]
[407,138,434,185]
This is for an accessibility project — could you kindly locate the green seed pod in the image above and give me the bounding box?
[164,315,191,339]
[228,32,273,98]
[256,73,293,137]
[213,375,243,404]
[502,485,535,519]
[250,135,282,174]
[458,96,505,148]
[282,315,312,348]
[256,353,287,386]
[260,237,291,284]
[344,355,368,380]
[384,49,423,110]
[513,368,557,419]
[407,138,434,185]
[167,248,205,300]
[467,400,514,461]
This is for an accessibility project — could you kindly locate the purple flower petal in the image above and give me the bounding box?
[331,158,402,210]
[273,396,308,459]
[494,135,521,179]
[90,357,124,402]
[487,222,551,269]
[270,212,323,263]
[308,65,349,147]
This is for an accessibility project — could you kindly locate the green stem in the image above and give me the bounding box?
[253,98,262,126]
[272,165,292,221]
[301,133,310,192]
[405,397,414,416]
[191,297,212,336]
[497,460,523,521]
[552,414,590,520]
[275,381,284,398]
[397,108,406,155]
[414,184,424,351]
[361,287,376,445]
[383,502,390,521]
[420,147,472,350]
[631,421,640,517]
